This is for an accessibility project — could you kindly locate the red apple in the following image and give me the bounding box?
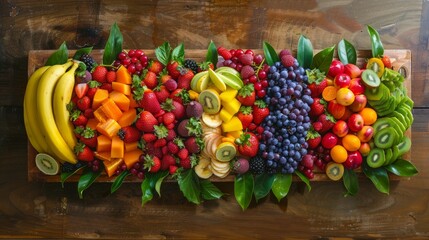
[344,63,362,78]
[328,100,346,120]
[349,78,365,95]
[356,126,374,142]
[347,113,364,132]
[340,107,353,121]
[334,73,351,88]
[328,59,344,78]
[349,94,367,112]
[343,151,363,169]
[332,120,349,137]
[321,132,339,149]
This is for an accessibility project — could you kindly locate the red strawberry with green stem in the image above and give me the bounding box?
[141,89,163,115]
[252,100,269,125]
[235,132,259,157]
[306,130,321,149]
[79,127,97,148]
[309,98,326,118]
[177,67,194,90]
[316,113,336,134]
[237,106,253,129]
[118,126,142,143]
[153,85,170,103]
[92,66,108,83]
[184,137,204,154]
[74,83,88,99]
[74,142,94,161]
[148,60,163,75]
[167,61,181,79]
[142,133,157,143]
[135,111,158,133]
[161,98,185,120]
[306,69,328,98]
[77,96,91,111]
[237,84,256,106]
[143,154,161,173]
[143,70,158,89]
[70,110,88,126]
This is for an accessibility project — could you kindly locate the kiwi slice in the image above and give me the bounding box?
[395,108,411,129]
[388,114,407,134]
[390,146,400,165]
[366,58,385,78]
[374,127,397,149]
[325,162,344,181]
[373,118,394,133]
[366,148,386,168]
[361,69,381,88]
[383,148,393,166]
[403,96,414,109]
[35,153,60,175]
[215,142,236,162]
[198,89,221,114]
[396,136,411,157]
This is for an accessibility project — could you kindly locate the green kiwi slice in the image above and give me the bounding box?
[396,136,411,157]
[361,69,381,88]
[215,142,236,162]
[374,127,397,149]
[383,148,393,166]
[198,89,221,114]
[35,153,60,175]
[325,162,344,181]
[366,148,386,168]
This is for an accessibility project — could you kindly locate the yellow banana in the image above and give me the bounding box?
[23,65,51,153]
[53,62,79,150]
[37,60,78,164]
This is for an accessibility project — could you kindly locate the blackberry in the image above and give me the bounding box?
[80,53,97,71]
[249,156,266,174]
[61,162,75,173]
[184,59,199,74]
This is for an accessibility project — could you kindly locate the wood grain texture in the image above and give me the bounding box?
[1,0,429,238]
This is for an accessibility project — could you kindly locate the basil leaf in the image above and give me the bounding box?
[111,170,130,194]
[385,159,418,177]
[271,173,292,202]
[200,180,224,200]
[177,169,201,204]
[295,171,311,192]
[60,165,86,188]
[362,162,389,194]
[45,42,68,66]
[263,41,279,66]
[155,42,172,66]
[73,47,93,60]
[172,43,185,65]
[103,22,123,65]
[297,35,313,69]
[311,45,335,75]
[367,25,384,58]
[77,168,101,199]
[337,39,356,64]
[234,173,254,210]
[206,40,218,67]
[343,169,359,196]
[154,171,169,197]
[253,173,275,202]
[141,177,154,207]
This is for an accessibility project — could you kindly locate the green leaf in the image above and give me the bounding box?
[362,162,390,194]
[171,43,185,65]
[337,39,357,64]
[206,40,218,67]
[141,177,154,207]
[177,169,202,204]
[60,165,86,188]
[103,22,123,65]
[111,170,130,194]
[311,45,335,75]
[295,171,311,192]
[297,35,313,69]
[73,47,93,60]
[234,173,254,210]
[263,41,279,66]
[343,169,359,196]
[385,159,418,177]
[200,180,224,200]
[253,173,275,202]
[155,42,172,66]
[271,173,292,202]
[367,25,384,58]
[154,171,169,197]
[77,168,101,199]
[45,42,68,66]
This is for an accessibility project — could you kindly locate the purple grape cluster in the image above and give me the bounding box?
[258,54,313,174]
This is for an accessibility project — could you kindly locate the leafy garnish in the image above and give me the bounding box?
[362,162,389,194]
[311,45,335,75]
[155,42,172,66]
[271,173,292,202]
[295,170,311,192]
[60,164,86,188]
[385,159,418,177]
[263,41,280,66]
[367,25,384,58]
[337,39,357,64]
[141,171,169,206]
[111,170,130,194]
[73,47,93,60]
[253,173,275,202]
[200,180,224,200]
[343,169,359,196]
[172,43,185,65]
[45,42,68,66]
[103,22,123,65]
[206,40,218,68]
[234,172,254,210]
[77,168,101,199]
[177,169,202,204]
[297,35,313,69]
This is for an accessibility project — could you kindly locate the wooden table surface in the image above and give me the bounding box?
[1,1,428,239]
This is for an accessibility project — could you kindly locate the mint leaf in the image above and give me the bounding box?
[271,173,292,202]
[111,170,130,194]
[200,180,224,200]
[385,159,418,177]
[172,43,185,65]
[337,39,356,64]
[103,22,123,65]
[297,35,313,69]
[367,25,384,58]
[177,169,201,204]
[234,173,254,210]
[206,40,218,67]
[311,45,335,75]
[73,47,93,60]
[155,42,172,66]
[263,41,279,66]
[343,169,359,196]
[77,168,101,199]
[45,42,68,66]
[362,162,389,194]
[253,173,275,202]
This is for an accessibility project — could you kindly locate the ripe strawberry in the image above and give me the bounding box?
[74,142,94,161]
[169,88,191,104]
[307,70,328,98]
[177,67,194,90]
[142,133,157,143]
[153,85,170,103]
[106,70,117,83]
[143,155,161,173]
[184,137,204,154]
[159,70,173,84]
[237,84,256,106]
[312,122,323,132]
[70,110,88,126]
[177,148,189,160]
[162,112,175,125]
[118,126,142,143]
[140,89,162,115]
[74,83,89,98]
[382,55,392,68]
[240,65,255,79]
[309,98,326,118]
[161,154,177,170]
[100,83,113,92]
[306,130,321,149]
[83,108,94,119]
[237,106,253,129]
[179,156,191,169]
[92,66,108,83]
[148,60,163,75]
[80,127,97,149]
[217,47,232,60]
[86,81,101,99]
[135,111,158,133]
[317,113,336,134]
[142,70,158,89]
[167,140,180,154]
[235,132,259,157]
[169,165,179,175]
[252,100,269,125]
[198,61,214,72]
[161,98,185,120]
[166,129,176,141]
[154,138,167,148]
[167,61,181,79]
[77,96,91,111]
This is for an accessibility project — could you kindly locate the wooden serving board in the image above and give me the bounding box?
[27,49,412,182]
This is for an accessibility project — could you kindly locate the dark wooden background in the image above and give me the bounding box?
[1,0,429,239]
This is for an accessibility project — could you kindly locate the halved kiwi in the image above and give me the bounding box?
[325,162,344,181]
[374,127,397,149]
[366,58,385,78]
[215,142,236,162]
[198,89,221,114]
[35,153,60,175]
[361,69,381,88]
[396,136,411,157]
[383,148,393,166]
[366,148,386,168]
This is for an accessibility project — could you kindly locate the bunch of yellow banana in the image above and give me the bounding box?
[23,60,79,164]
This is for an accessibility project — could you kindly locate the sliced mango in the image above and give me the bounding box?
[96,118,121,138]
[104,158,124,177]
[111,135,124,159]
[222,98,241,115]
[109,91,130,112]
[123,149,143,169]
[222,116,243,132]
[92,88,109,109]
[219,88,238,102]
[219,108,234,123]
[101,98,123,121]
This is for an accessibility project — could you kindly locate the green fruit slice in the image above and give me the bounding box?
[325,162,344,181]
[373,118,394,133]
[215,66,241,78]
[198,89,221,114]
[383,148,393,166]
[388,116,406,135]
[388,113,407,133]
[35,153,60,175]
[191,71,208,92]
[365,82,389,101]
[215,142,236,162]
[361,69,381,88]
[374,127,397,149]
[218,71,244,90]
[366,148,386,168]
[390,146,400,165]
[196,74,210,92]
[366,58,385,78]
[396,136,411,157]
[208,68,227,92]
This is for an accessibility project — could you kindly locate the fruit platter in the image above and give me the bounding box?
[25,23,417,209]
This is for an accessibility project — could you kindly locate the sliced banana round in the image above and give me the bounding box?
[195,156,213,179]
[210,157,231,172]
[35,153,60,175]
[210,164,231,178]
[202,112,222,128]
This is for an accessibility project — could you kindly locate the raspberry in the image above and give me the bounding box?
[281,54,295,68]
